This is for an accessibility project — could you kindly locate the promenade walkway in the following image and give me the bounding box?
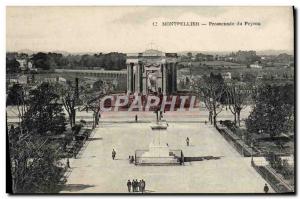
[60,111,273,193]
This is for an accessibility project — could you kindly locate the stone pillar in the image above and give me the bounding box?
[138,63,143,94]
[134,64,140,94]
[127,64,132,94]
[162,63,167,95]
[174,63,177,92]
[171,63,176,93]
[142,67,147,95]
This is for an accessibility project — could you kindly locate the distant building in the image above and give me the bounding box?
[250,64,263,69]
[27,61,33,69]
[257,74,263,79]
[16,59,28,71]
[18,75,28,84]
[16,59,36,71]
[44,77,58,83]
[126,49,178,95]
[222,72,232,80]
[225,57,237,62]
[58,77,67,83]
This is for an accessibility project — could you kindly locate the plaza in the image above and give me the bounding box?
[60,111,273,193]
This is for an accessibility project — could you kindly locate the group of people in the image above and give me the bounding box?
[127,179,146,193]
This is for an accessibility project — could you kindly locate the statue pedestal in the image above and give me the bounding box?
[142,143,170,157]
[135,122,183,166]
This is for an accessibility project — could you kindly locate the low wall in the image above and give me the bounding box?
[251,161,294,193]
[135,149,183,166]
[215,125,255,157]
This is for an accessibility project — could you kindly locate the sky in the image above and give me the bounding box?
[6,6,294,53]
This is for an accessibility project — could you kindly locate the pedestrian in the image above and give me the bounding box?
[66,158,70,168]
[140,179,145,193]
[131,179,135,192]
[132,180,136,192]
[130,156,135,164]
[186,137,190,146]
[138,180,140,192]
[135,115,138,122]
[139,180,143,192]
[135,179,138,192]
[205,120,207,125]
[112,149,116,160]
[142,179,146,193]
[127,179,132,192]
[264,183,269,193]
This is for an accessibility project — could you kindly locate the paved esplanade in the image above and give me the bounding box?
[61,111,273,193]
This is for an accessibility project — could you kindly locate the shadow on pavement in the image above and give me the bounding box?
[61,184,95,192]
[184,156,223,162]
[129,190,155,194]
[114,158,129,160]
[87,137,103,141]
[144,189,155,193]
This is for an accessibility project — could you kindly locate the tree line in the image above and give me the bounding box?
[192,72,294,138]
[8,82,67,193]
[6,52,127,72]
[7,76,113,193]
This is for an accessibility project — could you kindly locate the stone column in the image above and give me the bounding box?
[174,63,177,92]
[138,63,143,94]
[142,66,147,95]
[134,64,140,94]
[162,63,167,95]
[127,64,132,94]
[171,63,176,93]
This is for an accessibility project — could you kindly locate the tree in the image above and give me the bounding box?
[6,84,28,125]
[47,53,67,68]
[192,73,226,126]
[234,50,260,65]
[22,82,66,135]
[246,83,294,137]
[31,52,51,70]
[8,82,67,193]
[9,131,65,193]
[6,58,20,73]
[57,80,79,128]
[7,84,24,105]
[243,72,256,83]
[225,81,251,126]
[81,81,112,128]
[57,77,89,128]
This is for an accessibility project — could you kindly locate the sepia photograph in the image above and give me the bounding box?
[6,6,295,194]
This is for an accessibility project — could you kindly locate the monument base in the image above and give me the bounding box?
[134,121,183,166]
[135,145,184,166]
